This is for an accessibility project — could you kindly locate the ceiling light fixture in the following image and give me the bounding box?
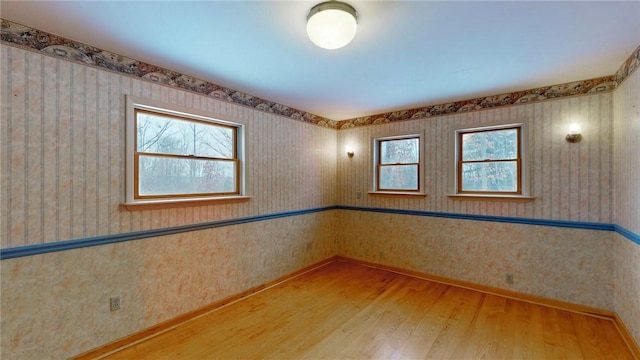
[306,1,357,50]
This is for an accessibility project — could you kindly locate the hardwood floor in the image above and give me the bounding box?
[99,260,635,359]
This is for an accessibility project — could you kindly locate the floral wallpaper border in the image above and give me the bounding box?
[337,76,616,129]
[2,19,638,130]
[0,19,338,129]
[341,44,638,128]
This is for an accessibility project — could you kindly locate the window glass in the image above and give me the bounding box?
[129,105,242,201]
[379,165,419,190]
[460,161,517,192]
[137,111,234,158]
[380,138,419,164]
[461,129,518,161]
[138,156,237,196]
[374,135,422,193]
[458,126,521,194]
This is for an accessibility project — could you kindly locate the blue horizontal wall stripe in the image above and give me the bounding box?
[335,206,615,231]
[1,205,637,260]
[614,224,640,246]
[0,206,335,260]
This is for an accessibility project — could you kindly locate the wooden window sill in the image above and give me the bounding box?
[447,194,535,202]
[121,196,252,211]
[368,191,427,198]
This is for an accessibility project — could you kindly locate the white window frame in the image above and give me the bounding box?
[122,95,249,210]
[449,122,533,201]
[370,131,427,197]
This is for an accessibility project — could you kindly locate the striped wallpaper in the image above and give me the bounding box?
[337,93,613,223]
[613,67,640,235]
[1,44,337,249]
[3,41,636,249]
[1,22,639,358]
[613,68,640,345]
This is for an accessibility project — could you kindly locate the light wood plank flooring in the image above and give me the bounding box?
[100,260,634,359]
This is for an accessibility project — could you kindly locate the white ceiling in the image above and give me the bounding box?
[2,1,639,121]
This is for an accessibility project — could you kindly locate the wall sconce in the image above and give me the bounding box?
[346,146,354,158]
[566,124,582,143]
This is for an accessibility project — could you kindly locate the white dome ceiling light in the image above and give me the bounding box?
[306,1,358,50]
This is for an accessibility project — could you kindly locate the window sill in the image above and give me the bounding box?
[447,194,535,202]
[121,196,252,211]
[368,191,427,198]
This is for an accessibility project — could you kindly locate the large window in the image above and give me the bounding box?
[372,133,424,194]
[456,125,523,195]
[125,96,245,207]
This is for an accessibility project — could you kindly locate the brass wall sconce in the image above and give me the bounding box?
[346,146,354,158]
[566,124,582,143]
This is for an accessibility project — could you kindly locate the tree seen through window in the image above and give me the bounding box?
[377,137,420,191]
[458,127,520,193]
[135,110,238,198]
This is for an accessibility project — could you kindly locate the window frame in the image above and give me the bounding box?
[123,96,248,210]
[371,131,426,196]
[457,125,521,195]
[451,122,533,201]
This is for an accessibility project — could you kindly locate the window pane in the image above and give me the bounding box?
[462,129,518,161]
[379,164,418,190]
[138,155,236,196]
[137,112,234,158]
[461,161,517,192]
[381,138,419,164]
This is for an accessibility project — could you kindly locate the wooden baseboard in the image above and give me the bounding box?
[70,256,340,360]
[72,255,640,360]
[613,312,640,360]
[336,256,640,359]
[335,256,614,318]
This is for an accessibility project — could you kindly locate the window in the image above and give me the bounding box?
[372,132,425,195]
[453,123,531,198]
[124,96,246,208]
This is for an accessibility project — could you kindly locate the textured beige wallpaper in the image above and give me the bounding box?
[613,68,640,345]
[1,211,339,359]
[336,209,614,309]
[0,44,339,359]
[1,40,639,359]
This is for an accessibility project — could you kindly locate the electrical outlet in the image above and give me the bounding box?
[110,296,121,312]
[356,192,362,199]
[306,242,312,250]
[505,273,514,284]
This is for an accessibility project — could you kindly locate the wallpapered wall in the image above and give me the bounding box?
[0,44,339,359]
[613,69,640,344]
[1,45,337,249]
[1,36,639,358]
[337,93,613,222]
[335,93,616,309]
[336,210,613,309]
[334,60,640,347]
[1,212,339,359]
[613,65,640,237]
